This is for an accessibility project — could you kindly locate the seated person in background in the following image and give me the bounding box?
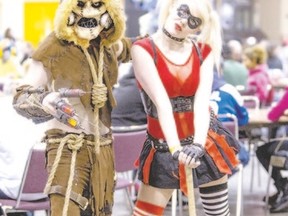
[210,70,250,167]
[0,96,46,201]
[210,70,249,127]
[266,41,283,71]
[222,40,248,91]
[112,63,147,128]
[268,86,288,139]
[268,87,288,122]
[242,44,273,107]
[256,88,288,213]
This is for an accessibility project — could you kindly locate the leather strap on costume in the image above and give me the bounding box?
[47,185,89,210]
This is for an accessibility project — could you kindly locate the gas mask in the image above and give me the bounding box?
[67,1,113,40]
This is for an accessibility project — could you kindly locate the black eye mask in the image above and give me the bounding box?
[177,4,202,29]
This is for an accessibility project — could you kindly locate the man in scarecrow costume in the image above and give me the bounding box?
[12,0,131,215]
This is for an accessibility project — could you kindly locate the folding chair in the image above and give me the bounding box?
[0,143,50,216]
[265,137,288,210]
[218,113,243,216]
[242,95,260,110]
[112,125,147,213]
[242,95,265,191]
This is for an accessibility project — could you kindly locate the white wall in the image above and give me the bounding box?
[0,0,24,39]
[280,0,288,40]
[255,0,288,43]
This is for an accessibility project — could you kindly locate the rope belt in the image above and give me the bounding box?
[45,134,112,147]
[148,133,194,152]
[44,132,112,216]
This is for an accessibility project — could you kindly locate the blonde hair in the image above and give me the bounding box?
[54,0,126,48]
[158,0,222,68]
[244,44,267,65]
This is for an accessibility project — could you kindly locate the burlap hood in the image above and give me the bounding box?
[54,0,126,48]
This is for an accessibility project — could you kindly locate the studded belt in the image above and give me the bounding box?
[148,133,194,152]
[140,90,194,118]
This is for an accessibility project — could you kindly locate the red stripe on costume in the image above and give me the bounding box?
[142,148,156,184]
[134,158,139,167]
[179,163,188,196]
[147,114,194,140]
[205,136,232,174]
[133,200,164,215]
[208,130,239,168]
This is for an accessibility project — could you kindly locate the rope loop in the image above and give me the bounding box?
[66,133,85,151]
[91,83,107,108]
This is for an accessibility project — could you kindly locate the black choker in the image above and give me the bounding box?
[162,28,185,42]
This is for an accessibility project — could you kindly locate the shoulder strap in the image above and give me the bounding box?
[191,40,203,65]
[149,37,158,65]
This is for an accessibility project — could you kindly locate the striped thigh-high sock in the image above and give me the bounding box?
[199,182,230,216]
[133,200,165,216]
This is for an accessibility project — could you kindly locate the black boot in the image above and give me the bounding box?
[270,179,288,213]
[263,181,283,206]
[263,191,281,206]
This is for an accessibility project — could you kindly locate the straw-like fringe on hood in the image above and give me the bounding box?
[54,0,126,48]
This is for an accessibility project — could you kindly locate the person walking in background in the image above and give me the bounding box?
[256,87,288,213]
[242,44,273,107]
[131,0,239,215]
[222,40,248,91]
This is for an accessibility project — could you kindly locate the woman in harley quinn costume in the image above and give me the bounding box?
[131,0,239,215]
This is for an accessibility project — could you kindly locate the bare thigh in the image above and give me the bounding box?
[137,184,174,207]
[199,175,228,188]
